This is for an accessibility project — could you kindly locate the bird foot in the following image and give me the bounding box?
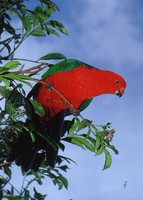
[46,82,54,90]
[73,109,80,116]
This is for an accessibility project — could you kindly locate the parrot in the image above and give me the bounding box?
[8,59,126,171]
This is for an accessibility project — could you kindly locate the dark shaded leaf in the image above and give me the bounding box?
[0,86,10,98]
[40,0,60,11]
[33,187,47,199]
[39,53,66,60]
[4,166,12,177]
[108,144,119,155]
[47,20,68,35]
[4,23,16,35]
[2,42,11,54]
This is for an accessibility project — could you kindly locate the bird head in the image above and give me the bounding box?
[111,72,126,97]
[99,70,127,97]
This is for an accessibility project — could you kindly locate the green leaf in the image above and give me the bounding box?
[77,120,88,132]
[3,195,21,199]
[68,118,80,136]
[96,145,105,156]
[46,27,60,37]
[21,15,32,33]
[95,137,101,150]
[9,7,18,16]
[32,171,43,185]
[34,6,51,21]
[40,0,60,11]
[0,86,10,98]
[57,175,68,189]
[30,100,46,117]
[4,61,21,70]
[96,130,107,139]
[23,126,36,143]
[4,166,12,177]
[3,74,33,87]
[3,42,11,54]
[4,23,16,35]
[44,6,53,18]
[103,149,112,170]
[24,189,30,200]
[31,28,46,36]
[39,53,66,60]
[108,144,119,155]
[0,76,10,89]
[65,136,95,151]
[47,20,68,35]
[79,99,93,111]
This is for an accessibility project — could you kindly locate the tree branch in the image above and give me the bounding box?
[13,64,49,75]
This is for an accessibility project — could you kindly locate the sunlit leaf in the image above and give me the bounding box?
[96,145,105,156]
[3,74,33,87]
[95,137,101,150]
[30,100,46,117]
[4,61,21,70]
[103,149,112,170]
[21,16,32,32]
[0,76,10,89]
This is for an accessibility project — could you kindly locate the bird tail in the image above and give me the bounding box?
[8,110,66,171]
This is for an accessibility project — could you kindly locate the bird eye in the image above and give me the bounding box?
[115,80,120,85]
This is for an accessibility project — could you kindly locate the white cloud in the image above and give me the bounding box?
[61,0,143,69]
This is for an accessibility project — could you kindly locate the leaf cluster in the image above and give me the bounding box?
[0,0,68,62]
[62,118,119,170]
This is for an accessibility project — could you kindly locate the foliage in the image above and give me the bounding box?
[0,0,119,199]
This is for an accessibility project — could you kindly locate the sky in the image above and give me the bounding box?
[9,0,143,199]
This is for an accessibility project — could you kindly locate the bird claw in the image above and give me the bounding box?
[46,82,53,90]
[73,109,80,116]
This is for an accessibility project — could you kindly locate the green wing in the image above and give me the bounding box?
[42,59,94,79]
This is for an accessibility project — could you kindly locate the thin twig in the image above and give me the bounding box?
[13,64,48,75]
[7,57,50,65]
[8,181,21,195]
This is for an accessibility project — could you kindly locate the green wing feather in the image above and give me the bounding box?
[42,59,94,79]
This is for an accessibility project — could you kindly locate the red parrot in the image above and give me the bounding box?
[9,59,126,171]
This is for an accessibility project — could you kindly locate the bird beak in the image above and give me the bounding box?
[115,90,123,97]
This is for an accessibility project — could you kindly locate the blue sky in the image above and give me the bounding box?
[12,0,143,199]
